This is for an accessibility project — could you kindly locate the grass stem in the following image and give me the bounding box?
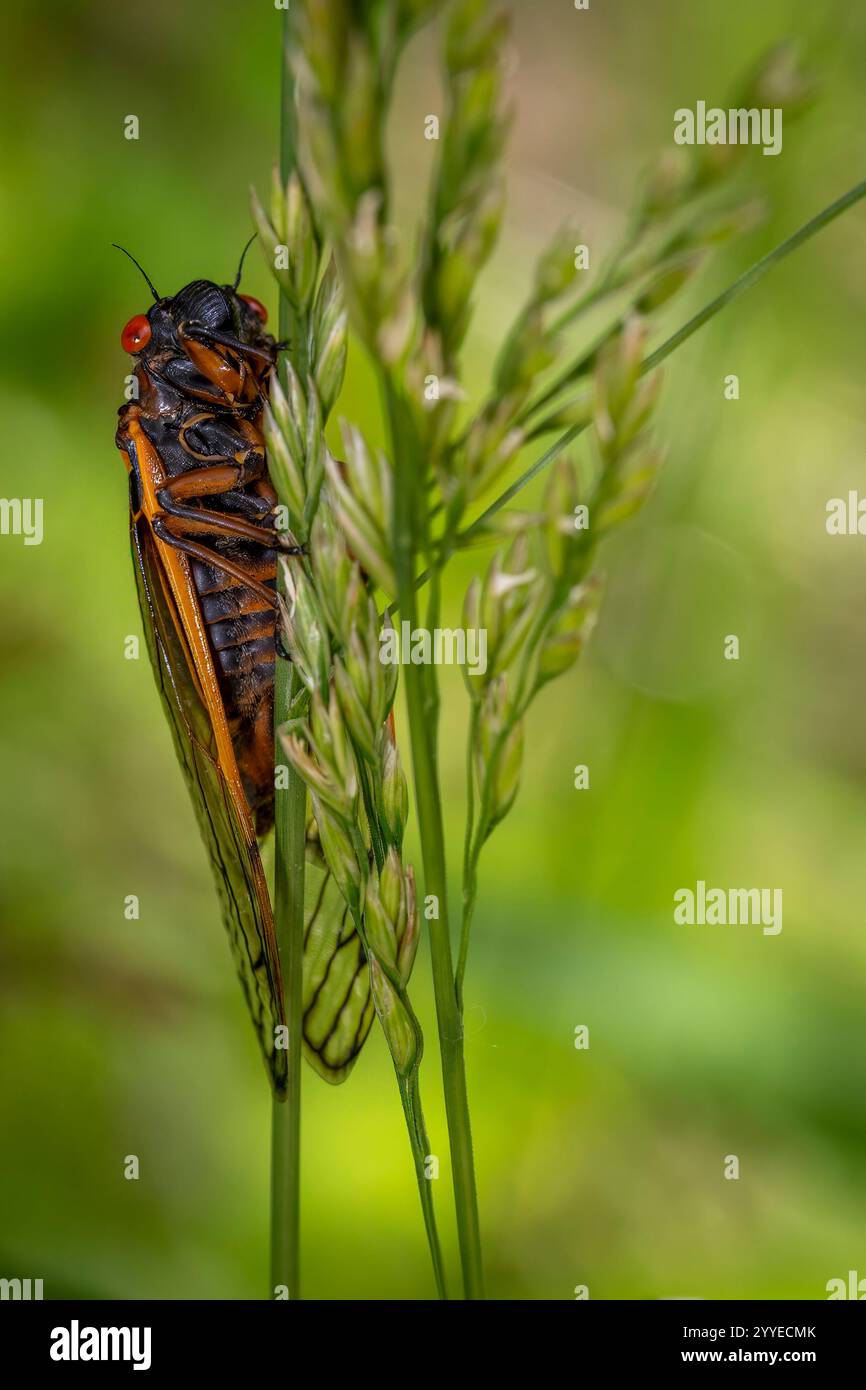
[270,7,306,1303]
[382,378,485,1300]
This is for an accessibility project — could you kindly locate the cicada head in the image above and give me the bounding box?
[120,281,272,355]
[114,244,274,363]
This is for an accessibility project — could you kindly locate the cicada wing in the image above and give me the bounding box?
[131,514,288,1096]
[302,837,375,1084]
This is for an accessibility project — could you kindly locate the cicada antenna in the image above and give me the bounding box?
[232,234,257,290]
[112,244,160,301]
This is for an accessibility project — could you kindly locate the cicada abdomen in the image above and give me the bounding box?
[114,248,374,1093]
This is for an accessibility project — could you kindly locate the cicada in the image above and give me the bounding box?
[114,245,374,1095]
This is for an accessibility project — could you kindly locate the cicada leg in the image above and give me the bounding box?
[155,494,291,549]
[151,518,282,606]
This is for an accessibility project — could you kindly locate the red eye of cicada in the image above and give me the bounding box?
[121,314,152,354]
[238,294,268,323]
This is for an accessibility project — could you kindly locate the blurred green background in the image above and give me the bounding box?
[1,0,865,1300]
